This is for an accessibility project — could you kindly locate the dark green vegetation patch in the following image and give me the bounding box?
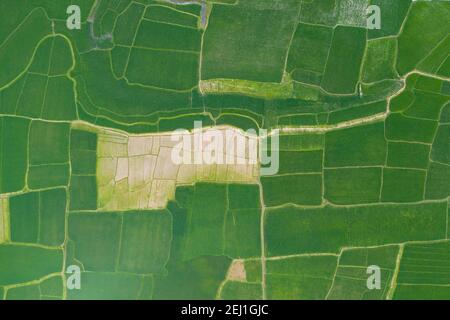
[0,117,30,193]
[265,202,447,256]
[10,188,66,246]
[325,123,387,167]
[321,26,366,94]
[202,0,301,83]
[0,244,63,286]
[394,241,450,300]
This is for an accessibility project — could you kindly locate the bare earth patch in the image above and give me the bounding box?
[96,126,260,210]
[227,260,247,282]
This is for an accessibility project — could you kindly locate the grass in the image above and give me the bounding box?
[0,0,449,301]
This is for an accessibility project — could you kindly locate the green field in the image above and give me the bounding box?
[0,0,449,300]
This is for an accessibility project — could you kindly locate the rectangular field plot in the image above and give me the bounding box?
[16,73,47,118]
[41,76,77,121]
[5,284,40,300]
[362,38,397,83]
[386,113,438,144]
[180,183,261,260]
[266,255,337,300]
[324,167,382,205]
[0,117,30,193]
[39,189,67,247]
[327,100,387,125]
[394,284,450,300]
[202,0,301,83]
[9,192,39,244]
[261,174,323,207]
[397,241,450,285]
[299,0,339,26]
[135,20,201,52]
[431,124,450,165]
[69,209,173,275]
[325,122,387,167]
[29,121,70,165]
[245,260,262,284]
[277,150,323,174]
[68,272,153,300]
[321,26,366,94]
[69,128,98,212]
[278,114,318,127]
[228,184,260,210]
[265,202,447,256]
[182,184,227,259]
[387,142,431,169]
[118,210,172,274]
[287,23,333,85]
[69,175,97,211]
[70,129,97,175]
[394,241,450,300]
[381,168,426,203]
[220,281,262,300]
[39,275,63,299]
[28,164,69,190]
[126,48,199,90]
[425,162,450,200]
[144,5,199,29]
[224,209,261,258]
[68,212,122,272]
[0,244,63,286]
[9,188,66,246]
[327,245,399,300]
[153,255,231,300]
[277,133,325,151]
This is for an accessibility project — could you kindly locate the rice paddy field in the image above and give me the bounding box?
[0,0,449,300]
